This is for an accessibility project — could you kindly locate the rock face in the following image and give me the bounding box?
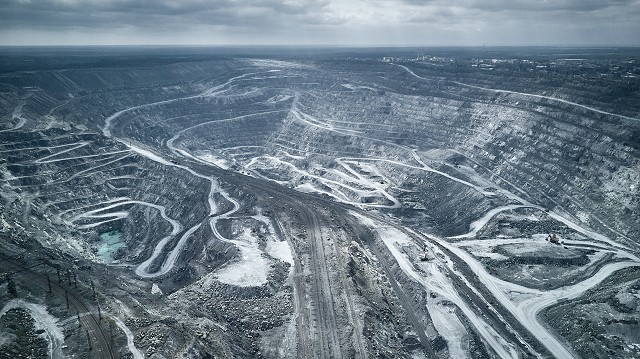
[0,308,48,358]
[0,47,639,359]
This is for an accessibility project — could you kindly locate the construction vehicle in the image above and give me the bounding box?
[546,233,560,244]
[419,246,429,261]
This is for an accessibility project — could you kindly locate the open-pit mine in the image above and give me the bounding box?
[1,47,639,359]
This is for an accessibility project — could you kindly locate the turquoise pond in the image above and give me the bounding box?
[97,230,126,262]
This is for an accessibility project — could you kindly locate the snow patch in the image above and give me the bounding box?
[215,227,271,287]
[341,83,377,91]
[151,283,163,295]
[427,300,470,359]
[576,211,589,223]
[266,240,294,266]
[109,315,144,359]
[0,299,66,359]
[198,153,230,170]
[216,247,270,287]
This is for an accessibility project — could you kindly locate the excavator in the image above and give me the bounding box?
[546,233,560,244]
[419,246,429,261]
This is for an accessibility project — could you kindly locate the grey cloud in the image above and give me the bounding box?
[0,0,332,30]
[399,0,640,28]
[400,0,638,13]
[0,0,638,45]
[469,0,637,13]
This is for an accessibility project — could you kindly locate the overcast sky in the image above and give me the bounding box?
[1,0,639,46]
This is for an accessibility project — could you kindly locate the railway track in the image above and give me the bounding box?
[209,165,437,357]
[0,253,115,359]
[233,175,345,358]
[181,162,351,357]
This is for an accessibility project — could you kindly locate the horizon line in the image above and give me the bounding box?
[2,44,640,49]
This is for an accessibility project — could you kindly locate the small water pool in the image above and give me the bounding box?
[97,230,126,262]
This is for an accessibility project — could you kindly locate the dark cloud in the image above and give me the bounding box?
[0,0,638,45]
[0,0,331,29]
